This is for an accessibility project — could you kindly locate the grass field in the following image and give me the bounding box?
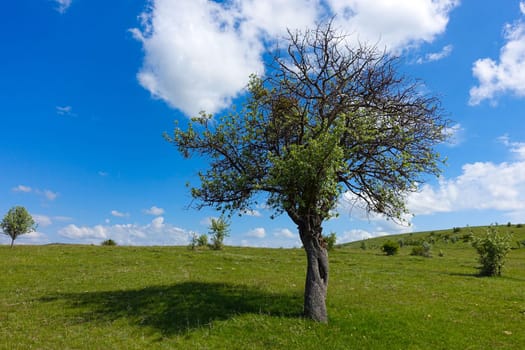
[1,224,524,349]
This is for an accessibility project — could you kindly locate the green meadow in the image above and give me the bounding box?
[1,225,524,349]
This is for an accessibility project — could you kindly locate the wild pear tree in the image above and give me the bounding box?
[1,206,37,247]
[166,22,448,322]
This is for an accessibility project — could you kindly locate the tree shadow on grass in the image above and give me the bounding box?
[40,281,302,335]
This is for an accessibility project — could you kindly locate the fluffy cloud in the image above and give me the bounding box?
[33,214,52,227]
[329,0,458,51]
[111,210,129,218]
[273,228,295,239]
[58,217,190,245]
[144,206,165,216]
[246,227,266,238]
[469,3,525,105]
[407,161,525,218]
[133,0,458,116]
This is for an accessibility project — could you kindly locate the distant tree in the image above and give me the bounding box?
[472,226,512,276]
[167,21,448,322]
[1,206,37,247]
[101,239,117,246]
[208,216,230,250]
[323,232,337,251]
[197,234,209,248]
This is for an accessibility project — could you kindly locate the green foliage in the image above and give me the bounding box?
[472,226,512,276]
[208,216,230,250]
[410,241,432,257]
[381,240,399,256]
[197,234,209,248]
[1,206,36,247]
[323,232,337,251]
[360,240,368,250]
[101,239,117,246]
[452,227,461,233]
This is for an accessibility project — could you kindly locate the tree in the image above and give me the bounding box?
[166,22,448,322]
[208,216,230,250]
[1,206,37,247]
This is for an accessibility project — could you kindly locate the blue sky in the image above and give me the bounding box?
[1,0,525,247]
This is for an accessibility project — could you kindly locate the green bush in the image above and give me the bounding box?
[360,240,368,250]
[381,240,399,256]
[323,232,337,251]
[410,241,432,258]
[472,227,512,276]
[101,239,117,246]
[209,216,230,250]
[197,234,209,248]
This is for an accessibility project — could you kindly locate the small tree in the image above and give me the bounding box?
[323,232,337,251]
[381,240,399,256]
[1,206,37,247]
[472,227,512,276]
[209,217,230,250]
[101,239,117,246]
[197,234,209,248]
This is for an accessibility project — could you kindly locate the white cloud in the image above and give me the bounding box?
[151,216,165,229]
[58,217,190,245]
[55,0,72,14]
[111,210,129,218]
[0,230,50,245]
[273,228,295,239]
[133,0,458,116]
[407,161,525,216]
[144,206,165,216]
[246,227,266,238]
[56,105,74,116]
[33,215,52,227]
[42,190,58,201]
[12,185,32,193]
[417,44,453,64]
[14,185,58,201]
[498,134,525,160]
[521,1,525,15]
[442,123,465,147]
[329,0,459,51]
[469,4,525,105]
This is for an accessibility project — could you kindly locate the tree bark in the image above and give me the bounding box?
[299,222,329,322]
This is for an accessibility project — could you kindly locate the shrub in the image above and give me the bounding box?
[323,232,337,251]
[517,223,523,228]
[472,227,512,276]
[209,216,230,250]
[101,239,117,246]
[381,240,399,256]
[197,234,208,248]
[360,240,367,250]
[410,241,432,257]
[452,227,461,233]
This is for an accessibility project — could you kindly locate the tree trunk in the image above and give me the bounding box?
[299,222,329,322]
[10,238,14,248]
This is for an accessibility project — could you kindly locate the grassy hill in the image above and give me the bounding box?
[1,224,524,349]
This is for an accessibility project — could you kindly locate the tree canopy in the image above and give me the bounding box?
[166,21,449,322]
[1,206,36,247]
